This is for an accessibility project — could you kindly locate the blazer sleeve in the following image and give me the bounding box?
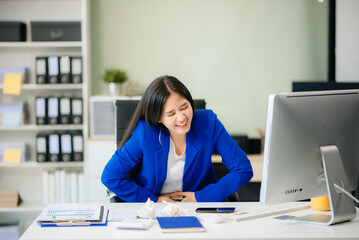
[195,112,254,202]
[101,122,159,202]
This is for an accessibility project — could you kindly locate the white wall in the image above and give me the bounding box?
[336,0,359,82]
[90,0,328,137]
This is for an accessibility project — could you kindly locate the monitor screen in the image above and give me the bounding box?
[260,90,359,207]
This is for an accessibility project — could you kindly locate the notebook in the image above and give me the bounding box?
[156,216,205,233]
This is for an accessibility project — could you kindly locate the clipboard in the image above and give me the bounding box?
[37,205,104,222]
[40,209,109,227]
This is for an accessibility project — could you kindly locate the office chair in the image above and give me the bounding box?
[109,98,242,203]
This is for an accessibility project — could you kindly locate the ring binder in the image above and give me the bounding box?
[48,97,60,125]
[59,97,71,124]
[49,133,61,162]
[60,134,73,162]
[36,134,48,162]
[60,56,71,83]
[48,56,60,84]
[71,57,82,83]
[35,97,47,125]
[71,98,83,124]
[36,57,48,84]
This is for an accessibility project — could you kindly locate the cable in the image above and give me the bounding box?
[333,183,359,205]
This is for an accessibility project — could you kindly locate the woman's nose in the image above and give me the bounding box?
[177,112,185,121]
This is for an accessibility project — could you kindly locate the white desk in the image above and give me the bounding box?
[20,202,359,240]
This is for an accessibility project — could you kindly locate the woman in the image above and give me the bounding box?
[101,75,253,202]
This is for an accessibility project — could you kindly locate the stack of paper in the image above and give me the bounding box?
[0,191,22,207]
[0,142,27,163]
[0,221,20,240]
[37,205,108,227]
[0,102,28,127]
[42,170,84,204]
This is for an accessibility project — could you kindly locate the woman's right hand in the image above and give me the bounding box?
[157,193,179,203]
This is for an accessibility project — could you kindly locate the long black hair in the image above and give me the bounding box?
[119,75,195,148]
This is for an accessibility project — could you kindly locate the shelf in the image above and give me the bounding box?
[0,161,84,168]
[0,83,83,90]
[0,202,44,213]
[0,42,83,49]
[0,125,83,131]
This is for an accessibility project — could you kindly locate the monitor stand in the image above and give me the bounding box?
[293,145,357,225]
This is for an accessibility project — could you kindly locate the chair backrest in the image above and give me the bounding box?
[114,99,206,148]
[115,100,140,148]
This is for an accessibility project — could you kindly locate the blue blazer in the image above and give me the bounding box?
[101,109,253,202]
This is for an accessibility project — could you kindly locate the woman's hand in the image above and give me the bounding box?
[174,191,197,202]
[157,193,179,203]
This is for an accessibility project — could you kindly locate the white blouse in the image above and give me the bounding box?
[160,137,186,194]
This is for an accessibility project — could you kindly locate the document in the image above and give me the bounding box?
[0,67,27,84]
[0,102,24,127]
[37,205,104,223]
[0,142,26,163]
[3,73,22,95]
[3,148,22,163]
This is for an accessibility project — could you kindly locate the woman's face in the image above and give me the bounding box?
[159,91,193,138]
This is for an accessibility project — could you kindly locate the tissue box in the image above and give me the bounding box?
[31,21,81,41]
[0,22,26,42]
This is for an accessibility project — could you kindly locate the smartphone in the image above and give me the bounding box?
[195,207,235,213]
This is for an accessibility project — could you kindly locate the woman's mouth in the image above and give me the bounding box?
[176,121,187,128]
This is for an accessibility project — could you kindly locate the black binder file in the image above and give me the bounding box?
[60,56,71,83]
[49,134,61,162]
[48,56,60,84]
[36,57,48,84]
[36,134,49,162]
[71,98,82,124]
[48,97,60,125]
[59,97,71,124]
[36,97,47,125]
[60,134,73,162]
[71,57,82,83]
[72,133,83,161]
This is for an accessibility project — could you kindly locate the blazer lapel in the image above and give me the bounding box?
[184,128,198,174]
[153,131,170,194]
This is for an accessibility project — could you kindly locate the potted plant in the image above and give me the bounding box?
[102,69,128,96]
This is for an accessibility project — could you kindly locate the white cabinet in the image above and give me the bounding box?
[87,139,116,203]
[0,0,90,232]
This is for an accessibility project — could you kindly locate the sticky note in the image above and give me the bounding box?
[3,148,22,163]
[3,73,22,95]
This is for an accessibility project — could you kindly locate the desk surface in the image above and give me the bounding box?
[20,202,359,240]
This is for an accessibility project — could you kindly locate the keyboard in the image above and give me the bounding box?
[225,202,311,222]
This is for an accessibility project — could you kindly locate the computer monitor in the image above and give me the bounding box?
[260,89,359,225]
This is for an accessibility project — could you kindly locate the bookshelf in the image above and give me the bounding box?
[0,0,90,232]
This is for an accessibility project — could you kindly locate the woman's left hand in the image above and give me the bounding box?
[174,191,197,202]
